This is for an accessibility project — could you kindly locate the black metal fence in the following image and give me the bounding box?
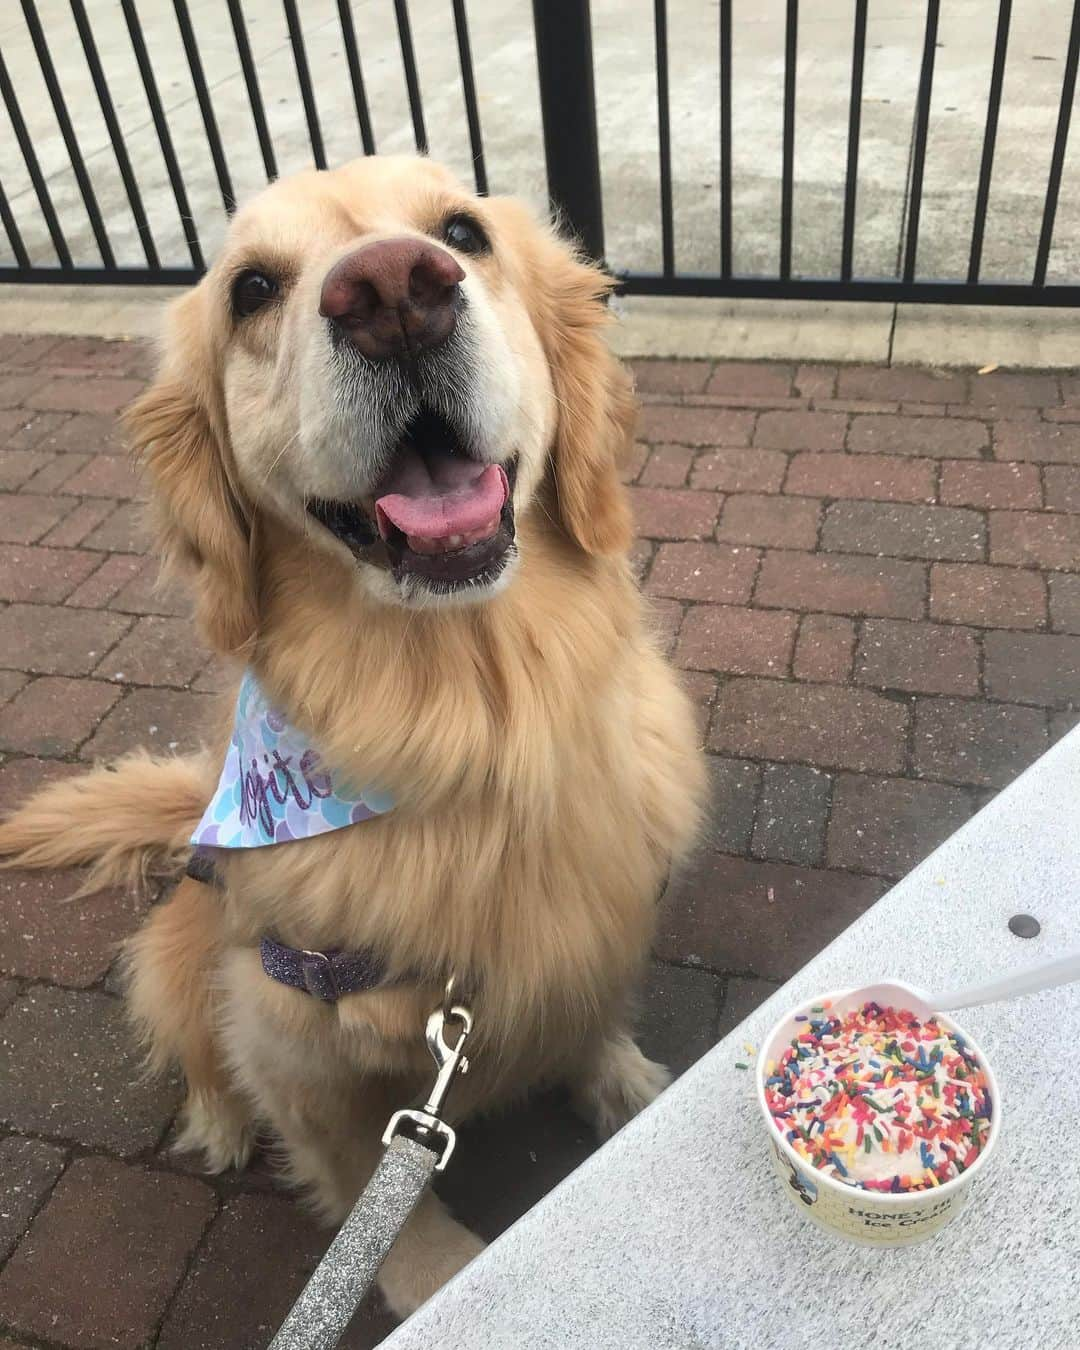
[1,0,1078,304]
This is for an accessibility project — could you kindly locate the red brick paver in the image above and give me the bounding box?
[983,632,1080,707]
[754,549,926,618]
[657,852,886,981]
[792,614,856,683]
[1,339,1079,1350]
[939,460,1042,510]
[837,365,966,404]
[676,604,797,676]
[821,501,985,561]
[930,562,1046,630]
[640,444,694,486]
[826,775,974,874]
[638,404,754,446]
[0,867,141,985]
[718,493,820,549]
[628,486,721,540]
[754,409,846,451]
[855,619,980,696]
[0,675,121,755]
[913,698,1049,788]
[691,445,787,493]
[647,541,759,603]
[630,358,712,395]
[994,421,1080,464]
[711,679,910,773]
[0,1139,66,1263]
[0,987,178,1153]
[24,375,145,415]
[0,544,102,603]
[1049,574,1080,633]
[785,451,936,503]
[1044,466,1080,512]
[0,493,77,544]
[848,413,986,458]
[990,510,1080,570]
[0,604,132,676]
[0,1157,214,1348]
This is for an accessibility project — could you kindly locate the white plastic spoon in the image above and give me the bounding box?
[853,950,1080,1020]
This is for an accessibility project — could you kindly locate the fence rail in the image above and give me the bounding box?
[0,0,1078,305]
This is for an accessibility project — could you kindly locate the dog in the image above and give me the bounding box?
[0,155,706,1318]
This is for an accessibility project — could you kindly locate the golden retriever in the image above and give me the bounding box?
[0,155,705,1318]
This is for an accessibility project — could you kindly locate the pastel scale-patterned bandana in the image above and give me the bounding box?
[190,671,394,849]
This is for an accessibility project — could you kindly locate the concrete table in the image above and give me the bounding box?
[383,729,1080,1350]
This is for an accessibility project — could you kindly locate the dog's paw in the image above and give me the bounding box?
[172,1089,256,1174]
[571,1034,672,1140]
[378,1214,486,1320]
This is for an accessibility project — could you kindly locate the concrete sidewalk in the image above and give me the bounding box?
[1,2,1077,284]
[0,338,1078,1347]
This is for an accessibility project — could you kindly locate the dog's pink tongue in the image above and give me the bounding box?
[375,447,508,542]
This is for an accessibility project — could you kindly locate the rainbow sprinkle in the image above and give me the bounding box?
[764,1001,992,1193]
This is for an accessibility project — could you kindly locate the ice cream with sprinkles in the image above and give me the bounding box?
[763,1000,992,1193]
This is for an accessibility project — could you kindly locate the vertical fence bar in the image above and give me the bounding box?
[1034,0,1080,287]
[452,0,488,194]
[532,0,604,259]
[70,0,159,269]
[121,0,204,271]
[21,0,115,268]
[227,0,278,181]
[719,0,732,278]
[283,0,327,169]
[394,0,428,154]
[0,47,72,268]
[0,175,31,270]
[841,0,867,281]
[780,0,798,279]
[968,0,1011,284]
[337,0,376,156]
[174,0,235,214]
[654,0,674,276]
[902,0,940,284]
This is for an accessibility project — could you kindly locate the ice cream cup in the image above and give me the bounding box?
[755,981,1001,1246]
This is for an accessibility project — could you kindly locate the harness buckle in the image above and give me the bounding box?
[300,950,340,1002]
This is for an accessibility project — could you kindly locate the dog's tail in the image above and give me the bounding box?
[0,750,213,893]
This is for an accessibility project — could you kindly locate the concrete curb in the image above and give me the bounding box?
[607,297,1080,369]
[0,285,180,342]
[0,285,1076,369]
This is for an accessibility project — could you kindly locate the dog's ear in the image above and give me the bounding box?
[124,289,258,657]
[517,214,636,556]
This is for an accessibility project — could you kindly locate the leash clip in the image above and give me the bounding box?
[382,999,472,1171]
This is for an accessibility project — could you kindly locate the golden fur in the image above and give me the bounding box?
[0,156,705,1317]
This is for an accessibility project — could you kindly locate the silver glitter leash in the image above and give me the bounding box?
[269,995,473,1350]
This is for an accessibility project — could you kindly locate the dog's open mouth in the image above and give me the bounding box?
[308,408,517,592]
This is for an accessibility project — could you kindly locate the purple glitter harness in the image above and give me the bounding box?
[187,671,395,1004]
[187,854,391,1003]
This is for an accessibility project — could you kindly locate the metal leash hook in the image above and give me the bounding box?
[382,979,473,1171]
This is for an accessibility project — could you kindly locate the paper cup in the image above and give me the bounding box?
[755,982,1001,1246]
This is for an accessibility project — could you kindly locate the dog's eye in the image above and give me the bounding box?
[441,213,491,257]
[232,270,279,319]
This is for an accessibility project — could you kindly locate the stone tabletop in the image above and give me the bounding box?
[385,728,1080,1350]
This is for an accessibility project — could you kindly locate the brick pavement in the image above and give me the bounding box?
[0,339,1078,1347]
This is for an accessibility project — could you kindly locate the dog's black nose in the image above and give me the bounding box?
[319,237,465,360]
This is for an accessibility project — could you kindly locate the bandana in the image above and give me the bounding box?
[190,671,394,849]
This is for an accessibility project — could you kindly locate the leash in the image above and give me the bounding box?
[268,989,474,1350]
